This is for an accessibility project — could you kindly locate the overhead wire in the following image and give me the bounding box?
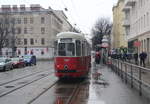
[69,0,88,33]
[59,0,83,32]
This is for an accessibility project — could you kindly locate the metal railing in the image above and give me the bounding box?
[110,58,150,97]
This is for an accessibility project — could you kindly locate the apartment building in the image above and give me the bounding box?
[123,0,150,63]
[0,4,73,59]
[112,0,127,49]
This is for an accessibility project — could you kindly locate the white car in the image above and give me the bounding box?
[0,58,13,71]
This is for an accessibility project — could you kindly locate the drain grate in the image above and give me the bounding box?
[5,86,15,88]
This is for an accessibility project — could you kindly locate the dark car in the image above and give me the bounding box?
[11,57,25,68]
[23,55,36,66]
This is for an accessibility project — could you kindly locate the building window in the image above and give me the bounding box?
[24,18,27,24]
[5,39,9,46]
[35,39,37,43]
[24,27,27,34]
[147,12,149,26]
[11,18,16,24]
[17,27,21,34]
[17,18,21,24]
[144,15,146,28]
[24,39,27,45]
[29,27,33,34]
[41,27,45,34]
[41,50,44,55]
[30,38,34,45]
[41,38,45,45]
[30,18,34,24]
[17,38,21,45]
[41,17,45,24]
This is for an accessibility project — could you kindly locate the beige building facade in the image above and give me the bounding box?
[112,0,127,50]
[0,4,73,59]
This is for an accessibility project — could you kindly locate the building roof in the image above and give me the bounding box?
[0,4,63,24]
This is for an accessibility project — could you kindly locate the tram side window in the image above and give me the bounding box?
[82,43,85,56]
[58,43,66,56]
[54,41,58,56]
[76,40,81,56]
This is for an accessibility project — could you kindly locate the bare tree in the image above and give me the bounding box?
[91,17,112,50]
[0,13,16,56]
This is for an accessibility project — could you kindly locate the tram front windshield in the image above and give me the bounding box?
[58,43,75,56]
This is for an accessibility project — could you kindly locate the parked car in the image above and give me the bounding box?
[11,57,25,68]
[0,58,13,71]
[23,55,36,66]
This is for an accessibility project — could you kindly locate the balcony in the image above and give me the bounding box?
[125,0,136,7]
[123,19,130,27]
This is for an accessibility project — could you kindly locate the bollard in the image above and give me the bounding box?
[118,60,120,76]
[125,64,127,84]
[139,68,142,96]
[121,62,123,79]
[131,65,133,88]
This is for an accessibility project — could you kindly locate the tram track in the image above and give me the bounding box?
[27,80,59,104]
[66,79,90,104]
[26,79,84,104]
[0,70,51,86]
[66,83,81,104]
[0,71,54,98]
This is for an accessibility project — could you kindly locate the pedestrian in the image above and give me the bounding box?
[123,53,127,61]
[95,51,101,64]
[134,53,138,65]
[139,51,147,67]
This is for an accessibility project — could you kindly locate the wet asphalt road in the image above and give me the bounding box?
[0,61,149,104]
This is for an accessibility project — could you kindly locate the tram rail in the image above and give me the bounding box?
[0,70,51,86]
[0,71,53,97]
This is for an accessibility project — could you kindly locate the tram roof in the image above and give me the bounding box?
[56,32,86,40]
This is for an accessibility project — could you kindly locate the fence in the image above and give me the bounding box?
[110,58,150,98]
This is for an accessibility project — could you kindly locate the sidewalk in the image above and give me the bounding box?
[110,59,150,99]
[90,63,149,104]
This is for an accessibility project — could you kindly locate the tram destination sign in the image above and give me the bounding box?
[60,38,72,43]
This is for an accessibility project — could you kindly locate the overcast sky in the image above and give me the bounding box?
[0,0,118,34]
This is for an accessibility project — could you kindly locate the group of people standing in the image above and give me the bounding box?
[134,51,147,67]
[94,50,148,67]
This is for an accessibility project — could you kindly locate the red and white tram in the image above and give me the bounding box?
[54,32,91,78]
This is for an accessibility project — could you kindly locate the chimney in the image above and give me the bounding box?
[30,4,41,10]
[1,5,11,12]
[12,5,18,11]
[20,4,25,11]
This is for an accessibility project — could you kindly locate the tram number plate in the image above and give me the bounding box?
[64,59,69,62]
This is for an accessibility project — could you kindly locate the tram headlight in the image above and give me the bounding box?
[56,65,60,68]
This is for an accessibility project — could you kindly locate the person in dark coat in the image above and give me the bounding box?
[139,51,147,67]
[95,51,101,64]
[134,53,138,65]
